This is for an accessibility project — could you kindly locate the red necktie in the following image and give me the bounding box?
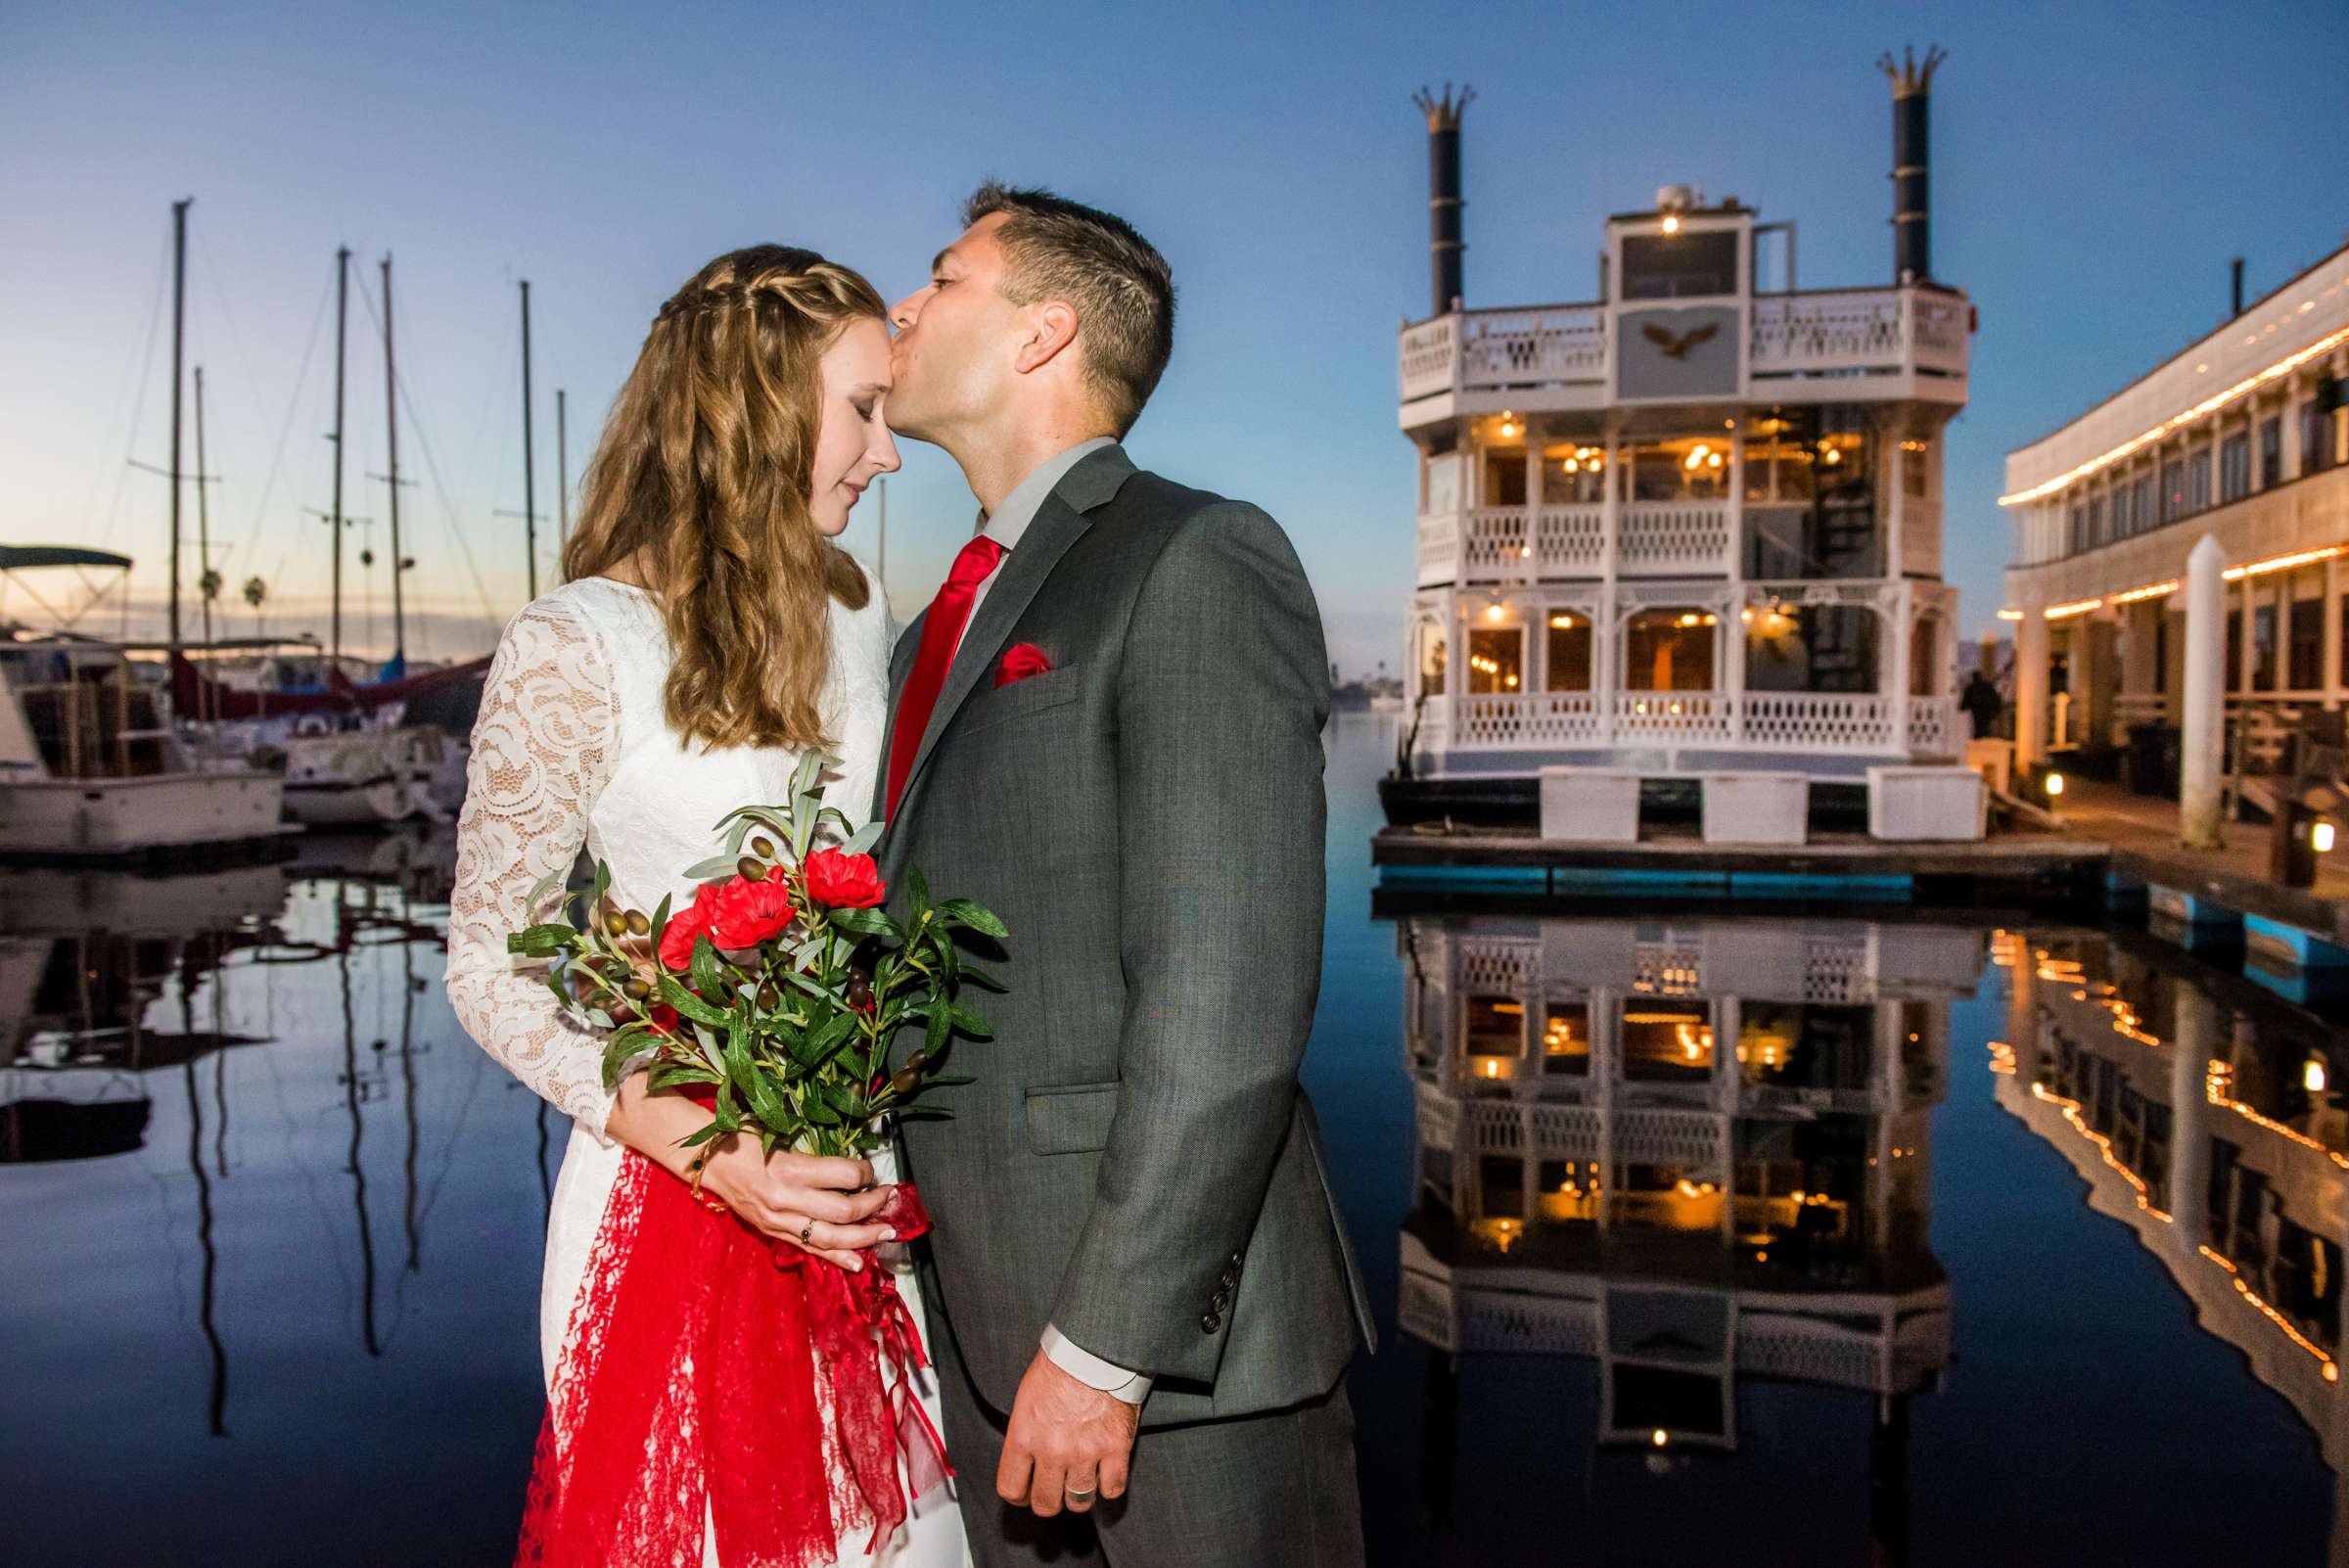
[886,534,1005,815]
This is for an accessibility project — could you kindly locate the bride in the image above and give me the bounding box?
[445,245,966,1568]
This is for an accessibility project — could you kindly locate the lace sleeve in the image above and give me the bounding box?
[445,598,623,1142]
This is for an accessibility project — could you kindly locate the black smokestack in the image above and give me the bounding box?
[1413,83,1474,316]
[2232,257,2245,317]
[1879,46,1945,284]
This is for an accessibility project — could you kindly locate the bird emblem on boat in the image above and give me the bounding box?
[1641,321,1720,359]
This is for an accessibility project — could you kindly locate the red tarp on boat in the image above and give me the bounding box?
[168,652,491,721]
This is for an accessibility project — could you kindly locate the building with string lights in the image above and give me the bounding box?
[1999,241,2349,783]
[1385,54,1974,834]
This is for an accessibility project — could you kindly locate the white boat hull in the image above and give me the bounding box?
[281,728,450,828]
[0,771,285,857]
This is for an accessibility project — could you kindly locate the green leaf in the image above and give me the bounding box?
[647,892,673,951]
[946,1002,993,1038]
[956,962,1009,993]
[601,1030,648,1088]
[525,868,570,922]
[507,923,579,958]
[923,1002,952,1058]
[906,863,931,919]
[679,854,739,882]
[826,905,898,939]
[656,970,732,1027]
[688,933,729,1004]
[678,1121,727,1149]
[936,899,1008,940]
[648,1060,720,1090]
[842,819,883,855]
[920,1074,977,1088]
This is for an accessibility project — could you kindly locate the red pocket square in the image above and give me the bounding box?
[995,643,1053,688]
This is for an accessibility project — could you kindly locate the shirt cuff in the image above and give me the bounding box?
[1041,1323,1152,1405]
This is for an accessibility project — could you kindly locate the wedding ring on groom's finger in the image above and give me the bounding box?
[1064,1485,1097,1505]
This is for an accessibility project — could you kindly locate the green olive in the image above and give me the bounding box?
[757,983,780,1010]
[903,1049,929,1074]
[736,855,765,883]
[603,910,628,939]
[623,978,652,1001]
[751,835,776,860]
[624,909,651,937]
[890,1066,922,1095]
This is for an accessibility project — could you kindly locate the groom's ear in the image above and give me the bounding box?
[1010,299,1082,377]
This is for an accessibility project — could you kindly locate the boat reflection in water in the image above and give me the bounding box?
[1993,929,2349,1542]
[1396,911,1966,1556]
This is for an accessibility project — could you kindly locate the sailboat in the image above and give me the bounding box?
[0,202,287,860]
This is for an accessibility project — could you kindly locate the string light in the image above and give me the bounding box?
[2044,598,2103,620]
[2198,1245,2341,1381]
[2029,1084,2174,1222]
[1998,323,2349,506]
[2111,579,2180,604]
[2001,545,2349,623]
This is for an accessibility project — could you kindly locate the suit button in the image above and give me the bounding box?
[1199,1312,1221,1334]
[1220,1268,1239,1290]
[1211,1290,1231,1313]
[1229,1251,1244,1268]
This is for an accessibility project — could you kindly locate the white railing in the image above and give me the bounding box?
[1750,287,1970,381]
[1617,501,1733,576]
[1906,695,1959,757]
[1456,691,1604,747]
[1418,501,1727,583]
[1436,690,1956,758]
[1401,286,1968,402]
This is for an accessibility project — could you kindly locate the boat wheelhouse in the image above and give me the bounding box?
[1386,55,1974,835]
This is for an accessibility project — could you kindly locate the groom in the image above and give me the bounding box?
[873,183,1370,1567]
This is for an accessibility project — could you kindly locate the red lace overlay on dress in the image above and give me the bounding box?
[516,1156,947,1567]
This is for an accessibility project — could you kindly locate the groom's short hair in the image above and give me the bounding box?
[965,182,1174,437]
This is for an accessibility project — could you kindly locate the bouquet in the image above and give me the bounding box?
[506,753,1001,1564]
[508,751,1005,1174]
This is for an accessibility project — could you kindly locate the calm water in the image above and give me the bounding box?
[4,715,2342,1566]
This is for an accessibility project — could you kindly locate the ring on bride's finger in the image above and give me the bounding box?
[801,1220,815,1246]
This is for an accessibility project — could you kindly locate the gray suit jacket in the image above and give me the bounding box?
[875,444,1372,1428]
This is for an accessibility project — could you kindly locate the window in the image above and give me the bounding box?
[2068,505,2088,555]
[1620,1000,1714,1081]
[1544,611,1592,690]
[2131,475,2154,536]
[2260,417,2283,488]
[1542,1002,1590,1077]
[1901,438,1930,499]
[2253,603,2279,691]
[2222,433,2251,502]
[1462,994,1524,1083]
[2289,596,2323,689]
[2087,495,2106,547]
[1484,446,1528,506]
[1911,616,1941,697]
[1419,624,1448,697]
[1466,625,1523,694]
[1624,435,1728,501]
[2303,400,2336,477]
[2188,448,2213,512]
[2160,459,2185,524]
[1745,601,1881,694]
[2110,483,2134,539]
[1621,231,1739,300]
[1543,440,1607,504]
[1744,412,1814,503]
[1625,608,1718,691]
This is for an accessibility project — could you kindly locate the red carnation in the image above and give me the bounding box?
[803,848,886,909]
[658,882,727,971]
[709,869,796,949]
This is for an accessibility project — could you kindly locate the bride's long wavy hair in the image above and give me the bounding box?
[563,245,882,753]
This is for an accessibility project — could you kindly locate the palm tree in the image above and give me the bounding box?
[241,576,268,638]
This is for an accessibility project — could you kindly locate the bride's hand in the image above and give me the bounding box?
[696,1134,896,1271]
[606,1075,895,1270]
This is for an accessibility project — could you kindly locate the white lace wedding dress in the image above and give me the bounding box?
[445,570,967,1568]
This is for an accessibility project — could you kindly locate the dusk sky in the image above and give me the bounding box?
[6,0,2345,675]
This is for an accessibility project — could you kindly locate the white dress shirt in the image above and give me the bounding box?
[943,435,1149,1406]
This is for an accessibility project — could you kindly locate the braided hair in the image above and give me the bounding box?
[564,246,886,753]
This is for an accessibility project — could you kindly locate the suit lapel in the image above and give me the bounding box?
[892,493,1092,819]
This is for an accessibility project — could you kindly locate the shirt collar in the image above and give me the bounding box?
[975,437,1119,554]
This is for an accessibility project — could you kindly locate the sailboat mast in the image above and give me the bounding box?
[168,199,189,647]
[382,254,405,665]
[194,365,213,649]
[556,387,569,554]
[330,247,349,665]
[521,279,537,599]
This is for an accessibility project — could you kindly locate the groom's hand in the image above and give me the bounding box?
[997,1349,1139,1517]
